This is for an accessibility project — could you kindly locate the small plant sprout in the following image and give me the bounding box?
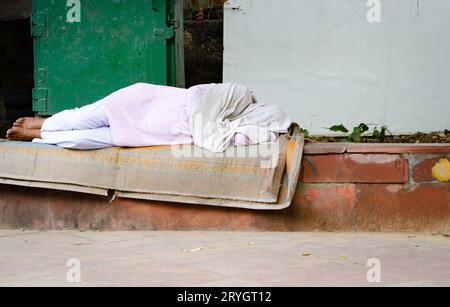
[325,123,389,143]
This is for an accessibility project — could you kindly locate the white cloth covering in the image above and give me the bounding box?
[189,83,291,152]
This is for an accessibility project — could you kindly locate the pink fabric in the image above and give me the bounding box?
[105,83,195,147]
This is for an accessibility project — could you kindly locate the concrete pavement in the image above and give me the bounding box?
[0,230,449,286]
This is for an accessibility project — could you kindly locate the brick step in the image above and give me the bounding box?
[0,143,449,232]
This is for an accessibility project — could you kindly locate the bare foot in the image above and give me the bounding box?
[6,127,41,141]
[13,117,46,129]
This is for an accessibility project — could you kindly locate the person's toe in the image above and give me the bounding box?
[13,118,24,127]
[6,129,13,139]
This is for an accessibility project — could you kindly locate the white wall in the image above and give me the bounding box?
[223,0,450,135]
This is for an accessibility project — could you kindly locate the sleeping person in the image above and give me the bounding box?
[6,83,291,152]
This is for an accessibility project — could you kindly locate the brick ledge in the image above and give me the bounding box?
[305,143,450,155]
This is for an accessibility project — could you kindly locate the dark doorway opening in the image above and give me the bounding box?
[0,18,34,136]
[183,0,224,88]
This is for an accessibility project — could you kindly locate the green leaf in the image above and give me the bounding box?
[348,126,363,143]
[328,124,349,133]
[358,123,369,133]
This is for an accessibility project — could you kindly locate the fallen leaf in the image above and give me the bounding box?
[301,253,311,257]
[340,256,348,261]
[432,232,450,238]
[189,247,203,253]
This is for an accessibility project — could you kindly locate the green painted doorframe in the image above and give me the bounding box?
[32,0,184,115]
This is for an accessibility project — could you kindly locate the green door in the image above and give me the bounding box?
[31,0,182,115]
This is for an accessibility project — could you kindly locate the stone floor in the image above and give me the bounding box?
[0,230,449,287]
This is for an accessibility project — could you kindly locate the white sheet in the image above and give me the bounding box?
[189,83,291,152]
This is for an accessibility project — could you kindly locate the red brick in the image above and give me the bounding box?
[413,157,450,182]
[0,183,356,232]
[347,143,450,154]
[0,185,256,231]
[356,183,450,232]
[304,143,347,155]
[304,143,450,155]
[247,184,357,231]
[292,183,356,231]
[301,154,408,183]
[2,182,449,232]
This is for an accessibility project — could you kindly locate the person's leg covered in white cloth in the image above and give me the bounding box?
[37,127,114,150]
[32,98,114,149]
[6,98,114,150]
[41,98,109,132]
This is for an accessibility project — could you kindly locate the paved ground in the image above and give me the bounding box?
[0,230,449,287]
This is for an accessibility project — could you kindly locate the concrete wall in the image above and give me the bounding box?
[223,0,450,135]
